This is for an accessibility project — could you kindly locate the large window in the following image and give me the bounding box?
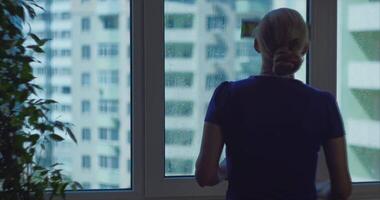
[30,0,131,190]
[337,0,380,182]
[164,0,307,177]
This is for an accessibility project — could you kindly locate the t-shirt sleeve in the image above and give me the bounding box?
[205,81,230,125]
[323,92,346,141]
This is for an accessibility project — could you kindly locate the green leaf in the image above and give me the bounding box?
[44,99,57,104]
[29,33,50,46]
[60,182,69,198]
[71,181,83,191]
[30,134,40,145]
[23,3,36,19]
[39,169,49,176]
[29,33,40,43]
[66,127,77,144]
[49,134,64,142]
[33,165,45,171]
[26,45,44,53]
[31,83,42,90]
[50,163,63,168]
[31,2,46,12]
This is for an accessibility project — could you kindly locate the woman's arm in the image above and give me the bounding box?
[323,137,352,200]
[195,122,225,187]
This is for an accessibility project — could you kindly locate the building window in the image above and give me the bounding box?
[61,12,71,20]
[99,155,119,169]
[207,15,226,30]
[81,45,91,60]
[52,67,71,76]
[99,14,119,29]
[207,44,227,59]
[165,101,193,116]
[205,71,227,89]
[33,67,45,75]
[82,128,91,141]
[98,70,119,85]
[81,100,91,113]
[52,49,71,57]
[98,43,119,57]
[99,155,108,168]
[110,128,119,140]
[61,49,71,57]
[61,31,71,38]
[81,72,91,86]
[51,104,72,112]
[99,128,108,140]
[61,105,71,112]
[62,86,71,94]
[236,42,256,57]
[165,72,193,87]
[81,17,91,31]
[98,127,118,141]
[165,14,193,29]
[111,157,119,169]
[165,159,193,174]
[165,43,193,58]
[99,99,118,113]
[82,155,91,169]
[165,129,194,145]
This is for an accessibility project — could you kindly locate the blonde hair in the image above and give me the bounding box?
[256,8,309,76]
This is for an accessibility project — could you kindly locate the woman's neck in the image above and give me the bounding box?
[260,60,294,78]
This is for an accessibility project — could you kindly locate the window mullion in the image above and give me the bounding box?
[308,0,337,95]
[309,0,338,184]
[144,0,166,196]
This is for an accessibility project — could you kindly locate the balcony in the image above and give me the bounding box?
[165,30,196,42]
[96,0,124,14]
[348,61,380,90]
[347,118,380,149]
[348,2,380,32]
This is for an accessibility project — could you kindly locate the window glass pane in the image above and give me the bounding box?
[30,0,131,189]
[165,0,307,176]
[337,0,380,182]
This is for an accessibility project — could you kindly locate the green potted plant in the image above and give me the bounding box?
[0,1,80,199]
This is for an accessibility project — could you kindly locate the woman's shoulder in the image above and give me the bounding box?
[216,76,335,99]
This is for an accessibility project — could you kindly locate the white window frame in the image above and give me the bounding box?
[57,0,380,199]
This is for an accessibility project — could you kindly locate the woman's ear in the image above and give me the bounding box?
[254,39,261,53]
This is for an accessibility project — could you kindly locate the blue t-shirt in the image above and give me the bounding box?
[205,75,345,200]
